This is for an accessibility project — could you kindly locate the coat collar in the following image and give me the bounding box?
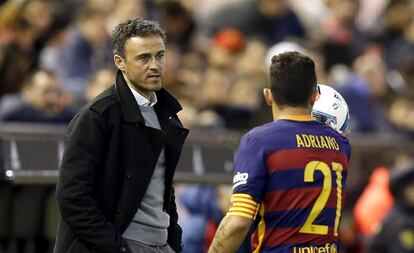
[115,70,182,123]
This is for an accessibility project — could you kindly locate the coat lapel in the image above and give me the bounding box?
[115,70,145,124]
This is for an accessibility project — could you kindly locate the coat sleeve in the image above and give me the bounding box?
[167,186,183,253]
[56,109,121,252]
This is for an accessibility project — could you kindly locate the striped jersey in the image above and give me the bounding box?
[228,115,351,253]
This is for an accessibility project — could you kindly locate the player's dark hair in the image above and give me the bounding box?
[269,51,317,107]
[111,18,166,58]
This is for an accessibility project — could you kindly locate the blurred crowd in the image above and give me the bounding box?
[0,0,413,134]
[0,0,414,253]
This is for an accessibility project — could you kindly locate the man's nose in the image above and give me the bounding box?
[149,57,160,70]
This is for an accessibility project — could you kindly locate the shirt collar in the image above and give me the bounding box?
[128,85,158,107]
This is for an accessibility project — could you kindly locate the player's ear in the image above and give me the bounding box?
[114,54,125,72]
[263,88,273,106]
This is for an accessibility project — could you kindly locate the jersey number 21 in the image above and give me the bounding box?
[299,161,343,236]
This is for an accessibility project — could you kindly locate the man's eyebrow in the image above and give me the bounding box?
[135,50,165,57]
[136,52,151,58]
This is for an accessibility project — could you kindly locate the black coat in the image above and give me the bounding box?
[54,71,189,253]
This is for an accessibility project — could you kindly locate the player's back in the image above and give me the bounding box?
[231,115,351,253]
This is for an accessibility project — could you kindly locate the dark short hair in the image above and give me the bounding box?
[269,51,317,107]
[111,18,166,58]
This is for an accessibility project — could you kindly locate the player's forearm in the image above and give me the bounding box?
[208,215,251,253]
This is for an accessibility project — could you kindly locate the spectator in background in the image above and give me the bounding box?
[319,0,363,69]
[387,56,414,136]
[158,1,196,53]
[0,0,71,120]
[0,17,33,97]
[208,28,246,70]
[367,160,414,253]
[198,28,247,128]
[353,167,394,240]
[180,185,250,253]
[20,0,55,68]
[319,44,393,133]
[85,0,117,14]
[386,15,414,70]
[39,4,73,78]
[230,40,268,128]
[84,68,115,103]
[0,0,70,98]
[333,46,393,133]
[58,6,112,105]
[205,0,305,45]
[332,71,377,132]
[162,44,183,96]
[355,0,388,36]
[0,70,76,124]
[377,0,413,67]
[106,0,147,33]
[197,29,267,130]
[180,185,223,253]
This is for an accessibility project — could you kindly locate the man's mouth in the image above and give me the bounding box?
[148,73,161,80]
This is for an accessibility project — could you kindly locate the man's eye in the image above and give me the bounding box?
[139,55,150,62]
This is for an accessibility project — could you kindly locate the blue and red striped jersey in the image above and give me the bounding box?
[228,115,351,253]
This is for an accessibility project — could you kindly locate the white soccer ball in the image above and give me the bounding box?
[311,84,350,134]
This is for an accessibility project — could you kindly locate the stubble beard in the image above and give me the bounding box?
[130,79,162,97]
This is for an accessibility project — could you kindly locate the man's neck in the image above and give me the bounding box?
[272,106,311,120]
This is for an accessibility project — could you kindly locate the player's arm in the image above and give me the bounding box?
[208,193,259,253]
[208,132,264,253]
[208,215,252,253]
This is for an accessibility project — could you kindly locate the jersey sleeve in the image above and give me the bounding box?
[228,132,266,219]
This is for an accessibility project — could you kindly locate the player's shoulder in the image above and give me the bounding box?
[243,121,276,142]
[328,126,350,146]
[322,124,351,157]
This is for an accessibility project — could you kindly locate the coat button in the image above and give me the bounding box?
[115,208,121,215]
[125,173,132,180]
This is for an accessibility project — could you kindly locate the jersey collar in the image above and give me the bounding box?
[278,115,316,121]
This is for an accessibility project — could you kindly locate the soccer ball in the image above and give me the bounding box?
[311,84,350,134]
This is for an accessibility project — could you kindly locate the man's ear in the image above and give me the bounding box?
[263,88,273,106]
[114,54,125,71]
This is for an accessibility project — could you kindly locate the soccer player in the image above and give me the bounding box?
[208,52,351,253]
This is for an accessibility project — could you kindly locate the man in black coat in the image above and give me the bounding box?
[54,18,189,253]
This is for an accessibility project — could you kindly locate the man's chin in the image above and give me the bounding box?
[148,82,162,91]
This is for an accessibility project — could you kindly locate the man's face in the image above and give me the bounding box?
[24,72,62,115]
[404,182,414,207]
[258,0,288,17]
[115,35,165,98]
